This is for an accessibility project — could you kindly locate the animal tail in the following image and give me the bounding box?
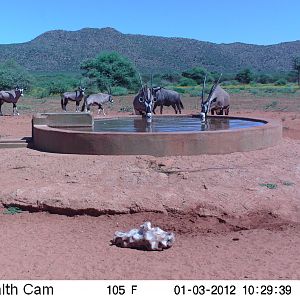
[180,100,184,109]
[81,96,87,112]
[61,96,64,110]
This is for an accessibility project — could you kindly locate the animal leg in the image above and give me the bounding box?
[160,105,163,114]
[152,103,157,114]
[63,99,68,112]
[177,103,182,114]
[98,104,105,115]
[0,101,3,116]
[172,104,178,114]
[225,107,229,115]
[211,109,215,115]
[13,103,19,116]
[76,101,80,112]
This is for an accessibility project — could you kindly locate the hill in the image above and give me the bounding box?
[0,27,299,74]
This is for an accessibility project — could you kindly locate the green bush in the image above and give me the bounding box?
[81,51,139,90]
[111,86,128,96]
[235,68,254,84]
[249,88,259,95]
[48,80,71,95]
[277,86,296,93]
[264,101,278,110]
[0,60,34,90]
[30,87,50,98]
[173,87,186,94]
[274,79,287,86]
[256,74,273,84]
[161,72,182,84]
[188,88,201,97]
[222,80,239,86]
[178,77,197,86]
[182,67,212,84]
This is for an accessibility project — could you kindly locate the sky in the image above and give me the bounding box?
[1,0,300,45]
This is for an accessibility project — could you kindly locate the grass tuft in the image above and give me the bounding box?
[3,206,23,215]
[259,183,278,189]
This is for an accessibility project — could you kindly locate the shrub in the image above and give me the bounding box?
[0,60,34,90]
[48,80,70,95]
[178,77,197,86]
[264,101,278,110]
[30,87,50,98]
[256,74,273,84]
[235,68,254,84]
[111,86,128,96]
[274,79,287,86]
[161,72,182,84]
[173,87,186,94]
[182,67,212,84]
[222,80,239,86]
[188,88,201,97]
[81,51,139,90]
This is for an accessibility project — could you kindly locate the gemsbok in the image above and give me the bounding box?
[61,86,85,112]
[200,75,230,122]
[133,75,155,120]
[151,87,184,114]
[0,87,24,116]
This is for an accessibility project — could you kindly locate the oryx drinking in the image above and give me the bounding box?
[133,74,155,120]
[0,87,24,116]
[200,75,230,122]
[61,86,85,112]
[133,85,155,119]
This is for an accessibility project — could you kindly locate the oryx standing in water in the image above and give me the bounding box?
[133,75,155,120]
[0,87,24,116]
[200,74,230,122]
[61,86,86,112]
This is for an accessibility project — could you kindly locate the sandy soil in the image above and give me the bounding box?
[0,94,299,279]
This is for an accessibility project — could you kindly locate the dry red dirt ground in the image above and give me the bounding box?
[0,94,299,279]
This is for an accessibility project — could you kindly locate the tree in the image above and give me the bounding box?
[181,67,211,84]
[178,77,197,86]
[256,73,273,84]
[161,72,182,84]
[80,52,139,91]
[0,60,33,90]
[293,57,300,86]
[235,68,254,84]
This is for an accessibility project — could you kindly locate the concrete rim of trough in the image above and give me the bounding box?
[32,113,282,156]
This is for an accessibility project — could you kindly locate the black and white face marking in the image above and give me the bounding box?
[144,97,153,119]
[139,87,154,119]
[200,101,209,122]
[109,95,114,103]
[79,87,86,95]
[16,88,24,97]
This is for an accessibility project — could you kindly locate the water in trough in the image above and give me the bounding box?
[61,116,266,133]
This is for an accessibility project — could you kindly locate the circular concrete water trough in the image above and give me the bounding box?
[32,113,282,156]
